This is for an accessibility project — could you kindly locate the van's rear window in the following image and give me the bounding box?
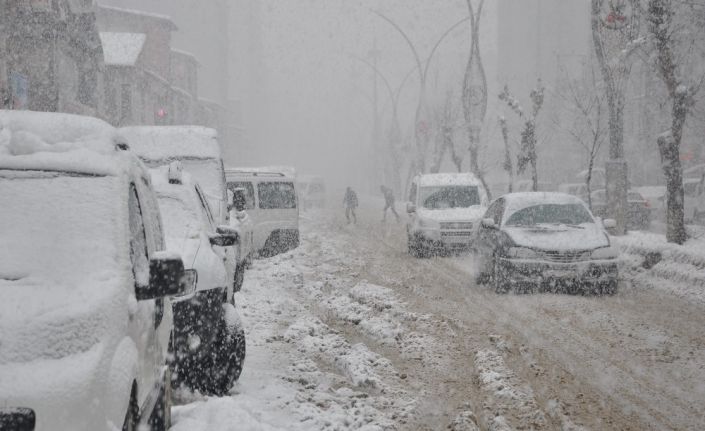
[258,182,297,209]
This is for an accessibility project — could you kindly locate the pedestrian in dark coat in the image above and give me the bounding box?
[380,185,400,221]
[343,186,358,224]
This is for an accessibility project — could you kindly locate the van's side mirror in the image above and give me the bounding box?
[406,203,416,214]
[481,218,497,229]
[136,252,191,300]
[210,225,240,247]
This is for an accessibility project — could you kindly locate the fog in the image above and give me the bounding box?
[101,0,500,193]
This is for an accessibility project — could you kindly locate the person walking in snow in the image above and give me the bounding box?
[380,185,400,222]
[343,186,358,224]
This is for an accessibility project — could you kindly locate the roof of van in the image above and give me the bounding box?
[416,173,483,187]
[120,126,221,162]
[226,166,296,178]
[0,110,136,176]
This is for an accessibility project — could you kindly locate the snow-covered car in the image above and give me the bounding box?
[475,192,619,295]
[0,111,195,431]
[225,167,300,257]
[298,174,327,209]
[150,163,246,395]
[591,189,652,230]
[406,173,489,257]
[682,176,705,223]
[120,126,249,295]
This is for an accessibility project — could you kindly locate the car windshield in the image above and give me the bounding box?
[504,203,594,227]
[157,195,202,249]
[0,171,121,283]
[420,186,480,209]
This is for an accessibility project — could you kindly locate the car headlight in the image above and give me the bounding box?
[591,245,619,260]
[507,247,538,259]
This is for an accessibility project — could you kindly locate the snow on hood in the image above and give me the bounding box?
[120,126,221,162]
[505,223,609,251]
[0,273,126,364]
[418,207,487,222]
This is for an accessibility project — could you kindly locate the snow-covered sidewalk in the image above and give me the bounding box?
[170,220,425,430]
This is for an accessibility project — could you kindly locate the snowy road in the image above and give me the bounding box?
[171,204,705,431]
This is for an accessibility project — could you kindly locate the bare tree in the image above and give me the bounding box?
[590,0,642,235]
[498,115,514,193]
[499,81,545,192]
[646,0,704,244]
[555,64,608,209]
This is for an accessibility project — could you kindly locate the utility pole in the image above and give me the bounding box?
[462,0,490,197]
[373,11,470,184]
[369,37,382,191]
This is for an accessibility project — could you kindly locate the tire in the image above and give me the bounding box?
[122,387,138,431]
[493,258,509,294]
[199,305,246,396]
[407,234,419,257]
[601,280,618,296]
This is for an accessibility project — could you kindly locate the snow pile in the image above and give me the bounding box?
[615,230,705,304]
[474,347,547,430]
[171,234,416,430]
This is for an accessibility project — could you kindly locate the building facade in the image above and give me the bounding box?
[0,0,105,116]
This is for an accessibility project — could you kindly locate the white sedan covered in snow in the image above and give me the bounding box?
[475,192,619,294]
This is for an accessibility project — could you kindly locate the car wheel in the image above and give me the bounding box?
[408,233,420,258]
[122,387,138,431]
[601,280,618,296]
[201,305,246,396]
[493,258,509,294]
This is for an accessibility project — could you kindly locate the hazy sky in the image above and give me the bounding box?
[245,0,497,190]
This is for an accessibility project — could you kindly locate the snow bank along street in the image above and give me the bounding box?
[172,205,705,431]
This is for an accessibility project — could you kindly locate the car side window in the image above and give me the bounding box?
[484,199,505,226]
[128,185,150,289]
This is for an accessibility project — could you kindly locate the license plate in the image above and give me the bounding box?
[544,269,576,279]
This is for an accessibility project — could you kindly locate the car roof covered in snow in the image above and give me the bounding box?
[226,166,297,179]
[0,110,137,176]
[415,173,483,187]
[502,192,589,214]
[120,126,221,162]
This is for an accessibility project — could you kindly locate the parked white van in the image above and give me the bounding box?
[226,168,300,257]
[406,173,489,257]
[0,111,194,431]
[120,126,251,294]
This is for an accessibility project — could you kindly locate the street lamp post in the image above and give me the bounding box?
[373,11,470,177]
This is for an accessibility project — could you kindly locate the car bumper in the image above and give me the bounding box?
[498,257,618,289]
[416,228,476,249]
